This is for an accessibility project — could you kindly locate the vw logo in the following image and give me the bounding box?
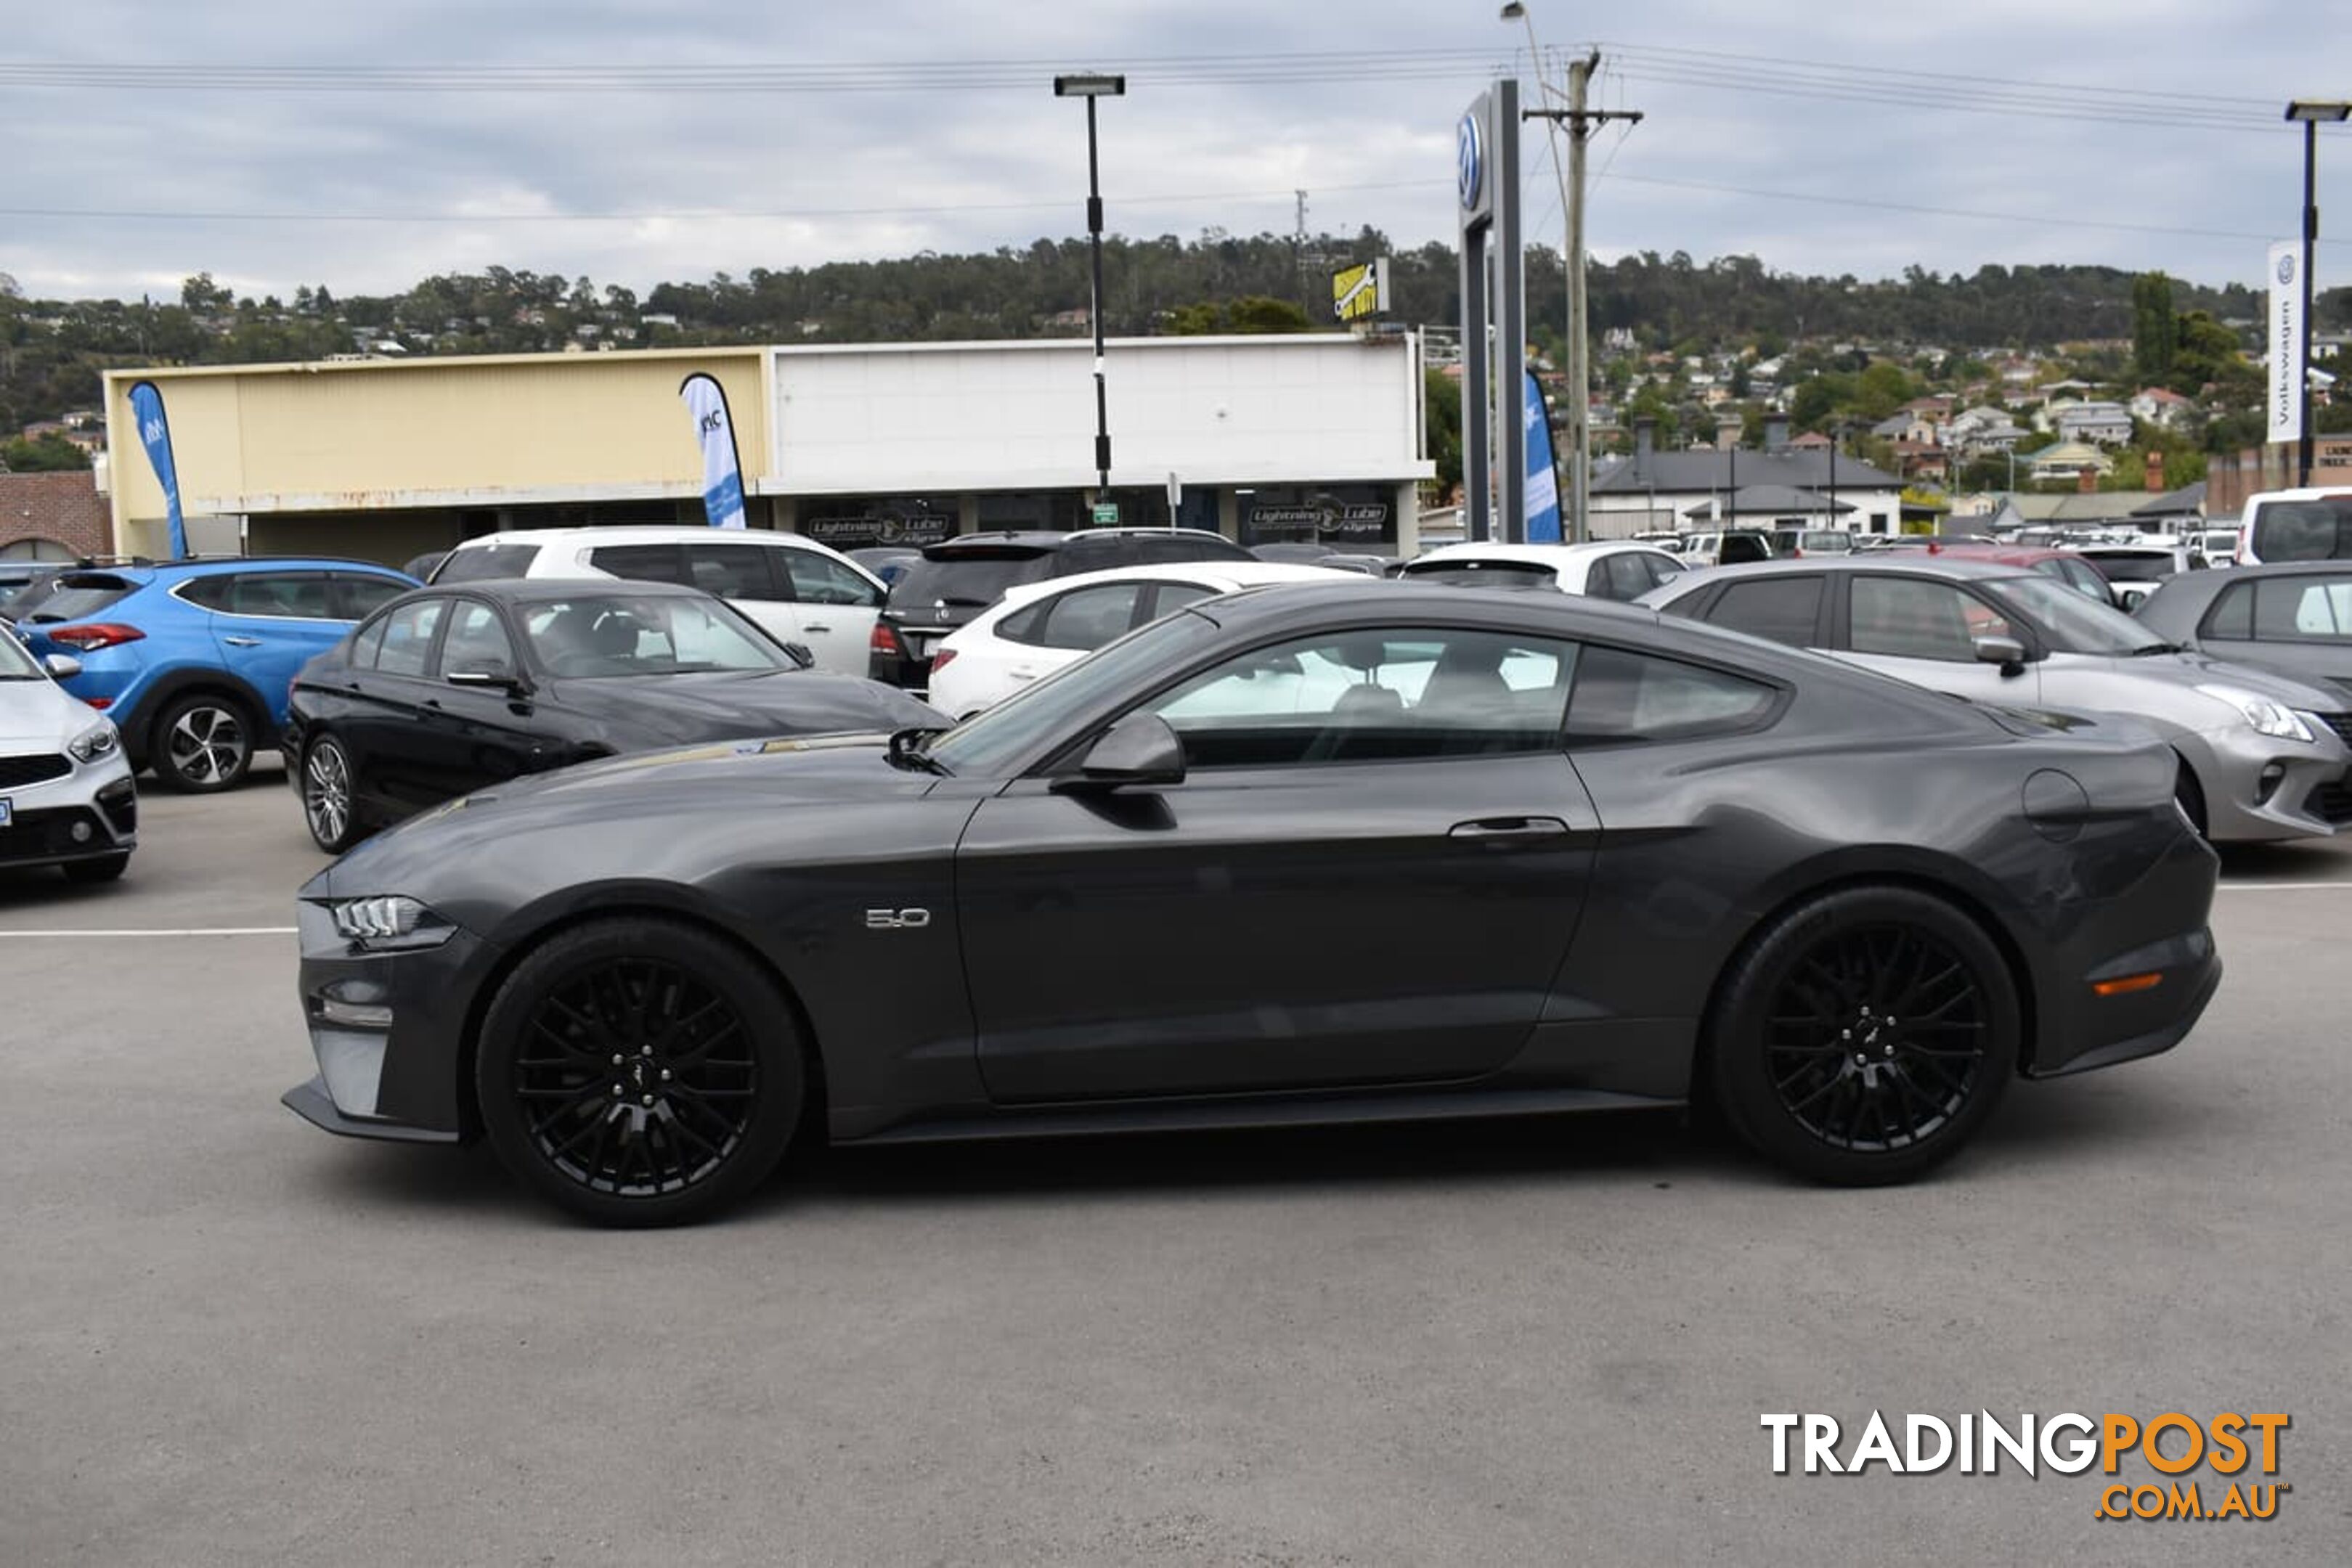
[2277,252,2297,287]
[1457,110,1484,211]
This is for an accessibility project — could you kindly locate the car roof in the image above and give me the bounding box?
[1669,555,2031,585]
[403,576,715,605]
[1408,541,1669,566]
[452,526,831,550]
[921,527,1240,557]
[993,559,1362,606]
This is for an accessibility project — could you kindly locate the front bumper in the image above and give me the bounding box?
[282,898,501,1142]
[2186,723,2350,841]
[0,752,137,869]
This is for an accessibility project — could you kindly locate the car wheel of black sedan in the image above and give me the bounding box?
[474,918,806,1227]
[1709,887,2019,1185]
[302,735,365,854]
[151,692,253,793]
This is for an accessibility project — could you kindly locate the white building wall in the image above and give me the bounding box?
[764,335,1428,495]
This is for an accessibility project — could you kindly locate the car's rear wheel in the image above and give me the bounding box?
[150,693,254,793]
[475,918,805,1226]
[302,735,364,854]
[61,853,130,884]
[1709,886,2018,1185]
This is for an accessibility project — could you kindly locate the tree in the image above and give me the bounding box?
[179,273,232,314]
[1423,369,1462,492]
[2133,271,2175,387]
[1,432,91,471]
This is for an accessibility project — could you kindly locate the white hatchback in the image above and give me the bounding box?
[431,526,887,675]
[0,632,137,883]
[927,561,1362,719]
[1397,540,1690,600]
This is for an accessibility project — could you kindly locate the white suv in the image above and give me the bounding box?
[430,526,887,674]
[2237,488,2352,566]
[0,632,137,883]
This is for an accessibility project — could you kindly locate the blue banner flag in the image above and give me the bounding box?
[126,380,190,560]
[1523,371,1562,544]
[679,372,749,529]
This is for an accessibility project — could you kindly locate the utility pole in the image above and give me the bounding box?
[1526,54,1640,543]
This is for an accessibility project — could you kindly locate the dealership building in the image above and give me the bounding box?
[97,334,1434,564]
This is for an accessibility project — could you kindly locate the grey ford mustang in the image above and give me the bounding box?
[285,582,2222,1225]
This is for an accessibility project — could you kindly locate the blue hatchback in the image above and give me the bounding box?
[14,559,416,791]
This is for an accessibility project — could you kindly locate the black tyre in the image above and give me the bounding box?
[61,852,131,884]
[1709,886,2019,1186]
[301,734,365,854]
[150,693,255,793]
[474,918,807,1226]
[2173,758,2209,839]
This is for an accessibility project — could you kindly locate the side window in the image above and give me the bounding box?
[1582,560,1614,597]
[176,576,233,611]
[1641,553,1686,590]
[2255,576,2352,640]
[349,616,389,669]
[587,544,690,587]
[373,597,447,678]
[1565,646,1778,744]
[681,543,781,602]
[333,573,410,621]
[1144,626,1576,769]
[435,600,518,676]
[1849,577,2007,661]
[1709,576,1824,648]
[1033,582,1145,651]
[784,551,882,607]
[224,572,335,618]
[1147,581,1218,618]
[1604,552,1654,601]
[2202,582,2255,641]
[995,600,1049,646]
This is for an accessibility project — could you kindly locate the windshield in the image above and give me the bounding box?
[0,629,43,679]
[2249,497,2352,562]
[1399,560,1559,589]
[1983,574,2170,656]
[890,552,1054,611]
[927,608,1222,776]
[517,593,795,677]
[20,573,139,624]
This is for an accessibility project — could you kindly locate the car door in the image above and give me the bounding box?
[410,597,548,800]
[330,595,452,810]
[956,623,1599,1103]
[775,546,885,674]
[1828,573,2040,704]
[200,571,351,727]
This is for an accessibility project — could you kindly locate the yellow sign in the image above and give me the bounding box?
[1331,258,1390,322]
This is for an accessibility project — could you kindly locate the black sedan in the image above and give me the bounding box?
[282,578,940,852]
[285,582,2221,1225]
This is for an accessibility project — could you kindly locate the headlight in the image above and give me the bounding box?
[67,722,120,762]
[2196,685,2316,743]
[328,895,452,947]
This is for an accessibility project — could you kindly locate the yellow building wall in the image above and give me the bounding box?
[105,349,769,542]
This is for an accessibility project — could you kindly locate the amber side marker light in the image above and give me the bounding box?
[2092,973,2165,997]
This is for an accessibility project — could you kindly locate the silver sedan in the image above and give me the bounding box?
[1643,556,2352,841]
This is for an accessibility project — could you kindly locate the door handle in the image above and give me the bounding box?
[801,622,831,633]
[1448,815,1571,841]
[221,635,262,648]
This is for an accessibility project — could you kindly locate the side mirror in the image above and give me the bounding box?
[42,653,83,680]
[1055,712,1187,793]
[782,641,815,669]
[447,663,526,694]
[1973,635,2028,677]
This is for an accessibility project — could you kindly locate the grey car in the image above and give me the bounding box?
[1643,557,2352,841]
[2135,562,2352,705]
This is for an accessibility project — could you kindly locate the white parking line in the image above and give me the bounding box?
[0,926,298,938]
[2216,882,2352,892]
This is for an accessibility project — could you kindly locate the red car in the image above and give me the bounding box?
[1904,541,2117,607]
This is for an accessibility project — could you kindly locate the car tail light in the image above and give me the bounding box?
[870,621,903,657]
[929,646,958,674]
[47,623,146,651]
[83,696,113,711]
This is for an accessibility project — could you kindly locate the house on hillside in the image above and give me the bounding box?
[2021,440,2115,482]
[1589,420,1903,537]
[2052,400,2136,446]
[2128,386,2197,433]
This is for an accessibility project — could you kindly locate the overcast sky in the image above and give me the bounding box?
[4,0,2348,306]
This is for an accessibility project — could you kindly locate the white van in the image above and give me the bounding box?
[430,526,886,674]
[2237,488,2352,567]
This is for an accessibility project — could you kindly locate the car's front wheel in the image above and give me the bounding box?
[150,693,254,793]
[475,918,807,1226]
[301,735,365,854]
[1709,886,2018,1185]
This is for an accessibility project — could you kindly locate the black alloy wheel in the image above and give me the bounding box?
[476,918,805,1226]
[151,692,253,793]
[302,735,364,853]
[1710,886,2018,1185]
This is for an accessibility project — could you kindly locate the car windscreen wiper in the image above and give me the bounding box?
[886,726,953,775]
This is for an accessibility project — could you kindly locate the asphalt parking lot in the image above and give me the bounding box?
[4,775,2347,1566]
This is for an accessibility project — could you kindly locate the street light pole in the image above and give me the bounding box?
[1057,73,1126,513]
[2285,100,2348,489]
